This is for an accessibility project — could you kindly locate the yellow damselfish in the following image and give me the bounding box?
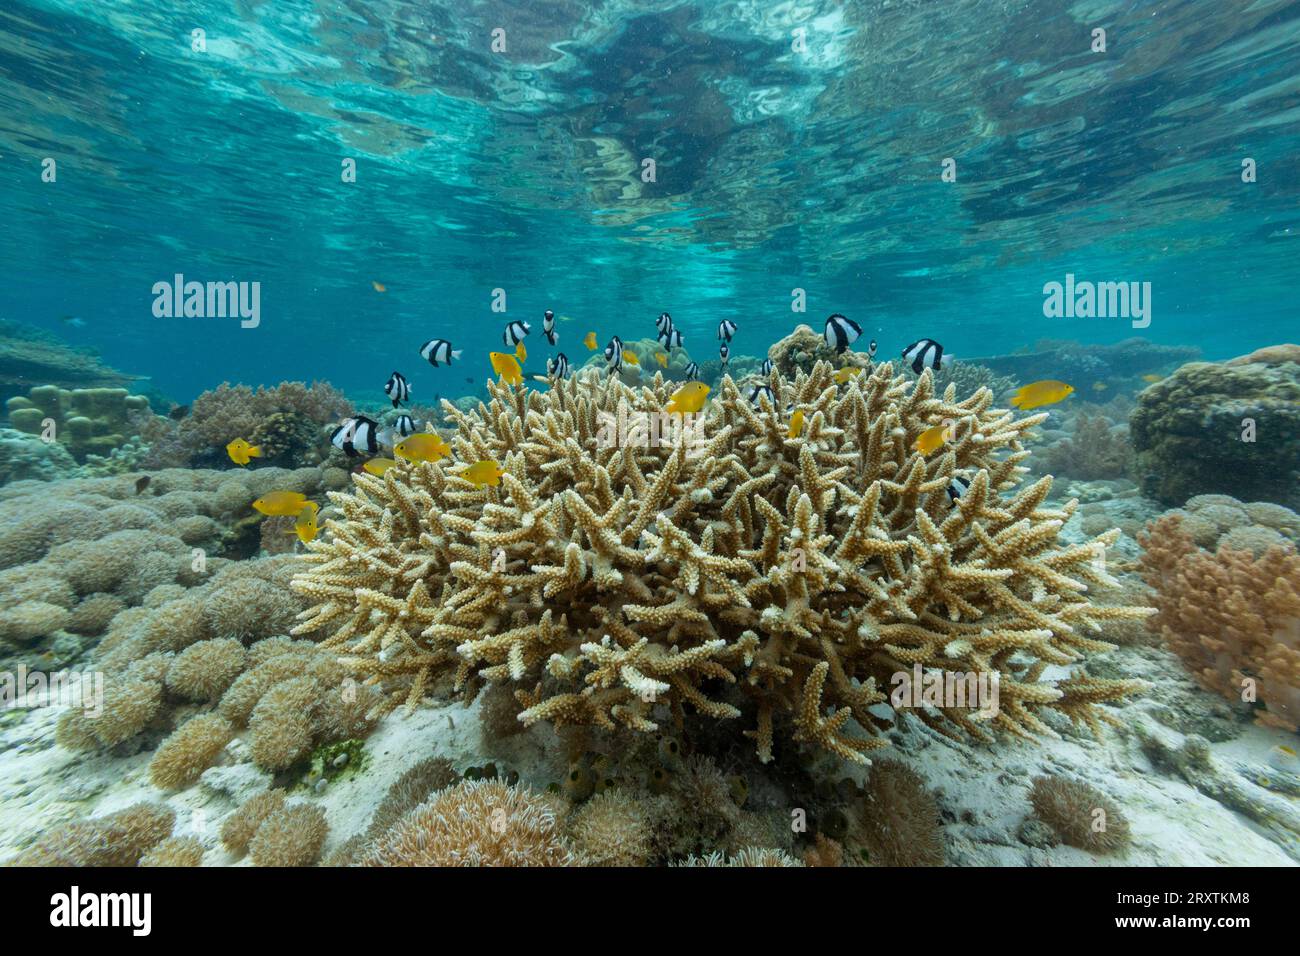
[362,457,399,476]
[489,351,523,385]
[293,502,319,543]
[583,332,598,350]
[252,490,308,516]
[787,409,805,439]
[455,459,505,487]
[665,382,710,414]
[655,352,669,368]
[226,438,262,466]
[1010,380,1074,410]
[833,367,862,384]
[621,350,640,366]
[912,424,950,456]
[1141,373,1165,383]
[393,433,451,464]
[516,341,527,363]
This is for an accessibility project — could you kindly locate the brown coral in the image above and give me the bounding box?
[1140,514,1300,731]
[148,713,235,790]
[220,789,287,855]
[859,760,945,866]
[1029,775,1131,854]
[293,361,1150,763]
[247,804,329,867]
[6,802,174,867]
[357,779,575,867]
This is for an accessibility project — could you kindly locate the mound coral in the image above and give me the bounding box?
[5,384,151,462]
[1130,345,1300,507]
[1029,775,1131,854]
[293,360,1149,763]
[356,779,575,866]
[247,803,328,867]
[1140,514,1300,732]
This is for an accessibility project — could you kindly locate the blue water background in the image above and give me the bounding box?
[1,0,1297,404]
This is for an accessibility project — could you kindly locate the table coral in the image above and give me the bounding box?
[1140,514,1300,732]
[293,360,1150,765]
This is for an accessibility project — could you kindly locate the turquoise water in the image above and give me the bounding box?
[1,0,1298,401]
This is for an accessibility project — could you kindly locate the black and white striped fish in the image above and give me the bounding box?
[760,358,773,376]
[502,320,531,346]
[392,414,416,437]
[330,416,380,457]
[384,371,410,408]
[901,338,951,374]
[824,313,862,353]
[547,353,570,379]
[543,310,557,346]
[719,341,729,363]
[683,361,701,380]
[747,385,775,408]
[419,339,461,367]
[717,319,737,341]
[655,312,674,333]
[604,336,623,366]
[867,339,878,360]
[658,327,683,349]
[947,475,971,503]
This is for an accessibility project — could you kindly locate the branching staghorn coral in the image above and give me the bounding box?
[292,360,1150,765]
[1140,514,1300,732]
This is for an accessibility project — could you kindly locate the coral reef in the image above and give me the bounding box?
[967,337,1199,390]
[247,803,328,867]
[858,759,945,866]
[1037,412,1133,481]
[768,323,873,378]
[1129,344,1300,507]
[4,802,174,866]
[1029,775,1131,854]
[0,320,136,400]
[1140,513,1300,732]
[138,380,353,469]
[356,779,575,866]
[933,361,1016,401]
[294,360,1150,765]
[0,427,79,483]
[5,384,151,462]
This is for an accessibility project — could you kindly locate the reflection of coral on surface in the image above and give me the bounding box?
[1140,513,1300,732]
[293,360,1150,765]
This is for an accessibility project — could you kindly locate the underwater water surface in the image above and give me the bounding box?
[0,0,1297,399]
[1,0,1299,886]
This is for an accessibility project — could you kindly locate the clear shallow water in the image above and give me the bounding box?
[0,0,1298,401]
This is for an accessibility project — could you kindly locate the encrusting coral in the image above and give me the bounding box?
[1140,513,1300,732]
[292,359,1151,766]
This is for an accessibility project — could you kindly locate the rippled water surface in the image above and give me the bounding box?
[1,0,1297,398]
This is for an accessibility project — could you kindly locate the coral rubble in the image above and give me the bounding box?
[293,359,1150,765]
